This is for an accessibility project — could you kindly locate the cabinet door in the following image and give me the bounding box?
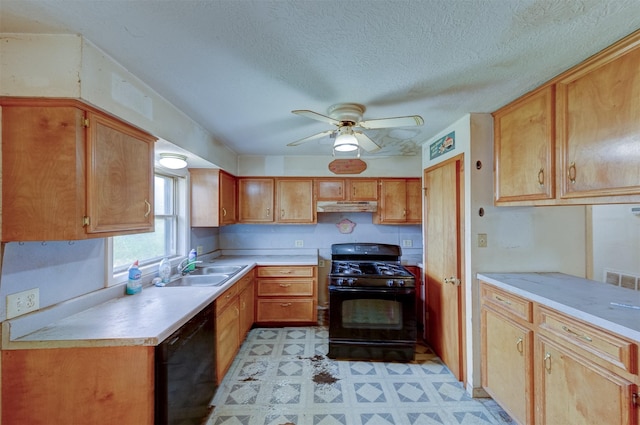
[1,103,87,241]
[377,179,407,223]
[405,179,422,223]
[481,308,533,425]
[219,170,237,225]
[238,280,254,340]
[86,111,155,235]
[557,35,640,198]
[349,179,378,201]
[215,300,240,384]
[316,179,346,200]
[276,178,315,223]
[494,86,555,203]
[238,178,274,223]
[536,335,637,425]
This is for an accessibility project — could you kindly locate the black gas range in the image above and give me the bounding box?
[328,243,417,361]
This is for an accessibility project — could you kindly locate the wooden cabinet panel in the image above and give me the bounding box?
[375,178,421,224]
[557,33,640,199]
[481,284,532,322]
[215,298,240,384]
[86,111,155,234]
[493,85,555,203]
[315,178,378,201]
[256,298,316,322]
[276,178,315,223]
[349,179,378,201]
[256,278,314,296]
[0,97,156,241]
[2,346,154,425]
[190,169,237,227]
[239,278,255,340]
[536,335,637,425]
[316,179,346,200]
[257,266,315,278]
[238,178,275,223]
[481,307,534,425]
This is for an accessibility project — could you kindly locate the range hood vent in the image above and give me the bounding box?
[317,201,378,213]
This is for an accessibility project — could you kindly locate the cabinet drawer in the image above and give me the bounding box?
[480,282,532,322]
[215,285,238,315]
[256,298,316,322]
[257,278,315,296]
[536,306,636,374]
[257,266,315,278]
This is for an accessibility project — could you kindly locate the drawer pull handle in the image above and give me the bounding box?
[568,162,577,184]
[279,283,291,287]
[544,352,552,373]
[516,337,523,354]
[562,325,592,342]
[537,168,544,186]
[144,200,151,217]
[280,303,292,307]
[494,295,511,305]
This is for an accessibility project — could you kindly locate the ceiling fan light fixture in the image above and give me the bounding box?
[333,127,359,152]
[159,153,188,169]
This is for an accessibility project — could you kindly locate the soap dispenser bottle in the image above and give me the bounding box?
[188,249,197,272]
[158,258,171,283]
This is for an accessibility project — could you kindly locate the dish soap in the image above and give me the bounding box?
[126,260,142,295]
[158,257,172,284]
[188,248,197,272]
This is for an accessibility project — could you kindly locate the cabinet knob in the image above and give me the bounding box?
[568,162,577,184]
[537,168,544,187]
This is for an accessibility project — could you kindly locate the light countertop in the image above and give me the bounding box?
[3,252,318,349]
[477,272,640,342]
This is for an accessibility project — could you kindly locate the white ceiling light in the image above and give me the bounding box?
[333,126,358,152]
[159,153,188,169]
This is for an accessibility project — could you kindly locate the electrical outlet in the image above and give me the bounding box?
[196,245,203,256]
[295,240,304,247]
[477,233,488,248]
[402,239,413,247]
[318,259,325,267]
[7,288,40,319]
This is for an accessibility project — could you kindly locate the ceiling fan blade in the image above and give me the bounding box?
[292,110,341,126]
[358,115,424,129]
[287,130,334,147]
[354,132,381,153]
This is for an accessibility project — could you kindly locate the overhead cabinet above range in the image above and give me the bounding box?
[0,97,156,242]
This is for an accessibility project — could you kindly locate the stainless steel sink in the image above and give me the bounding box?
[165,274,231,287]
[191,264,246,276]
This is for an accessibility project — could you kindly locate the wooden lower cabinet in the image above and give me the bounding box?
[536,335,637,425]
[481,307,534,425]
[2,346,155,425]
[215,272,254,384]
[480,280,639,425]
[255,266,317,324]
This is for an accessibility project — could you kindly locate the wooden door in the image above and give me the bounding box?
[238,178,274,223]
[423,155,464,381]
[349,179,378,201]
[219,170,237,225]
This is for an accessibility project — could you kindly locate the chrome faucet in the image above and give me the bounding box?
[178,257,202,275]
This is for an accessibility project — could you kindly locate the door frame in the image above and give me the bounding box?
[423,153,466,384]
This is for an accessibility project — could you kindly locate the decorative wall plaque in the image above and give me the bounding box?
[336,218,356,234]
[328,159,367,174]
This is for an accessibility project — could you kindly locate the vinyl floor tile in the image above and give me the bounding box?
[206,327,512,425]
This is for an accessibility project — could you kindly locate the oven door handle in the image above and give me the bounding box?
[329,286,415,295]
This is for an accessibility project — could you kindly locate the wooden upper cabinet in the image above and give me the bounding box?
[493,86,555,204]
[374,178,421,224]
[1,97,155,242]
[557,32,640,199]
[86,111,155,235]
[276,178,315,223]
[316,178,378,201]
[238,178,275,223]
[190,168,236,227]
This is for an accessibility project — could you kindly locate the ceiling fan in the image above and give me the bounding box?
[288,103,424,153]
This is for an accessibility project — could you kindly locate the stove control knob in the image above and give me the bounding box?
[336,279,344,286]
[347,278,356,286]
[398,280,406,287]
[387,279,395,287]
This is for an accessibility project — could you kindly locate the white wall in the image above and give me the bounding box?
[591,204,640,282]
[421,114,586,394]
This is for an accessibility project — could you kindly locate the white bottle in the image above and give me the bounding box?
[126,261,142,295]
[158,258,171,283]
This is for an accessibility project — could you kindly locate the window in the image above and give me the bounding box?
[108,172,187,285]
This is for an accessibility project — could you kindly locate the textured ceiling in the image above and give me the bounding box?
[2,0,639,158]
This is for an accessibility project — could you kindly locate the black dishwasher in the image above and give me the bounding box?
[155,303,216,425]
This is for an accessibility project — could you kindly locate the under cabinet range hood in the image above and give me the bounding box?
[317,201,378,213]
